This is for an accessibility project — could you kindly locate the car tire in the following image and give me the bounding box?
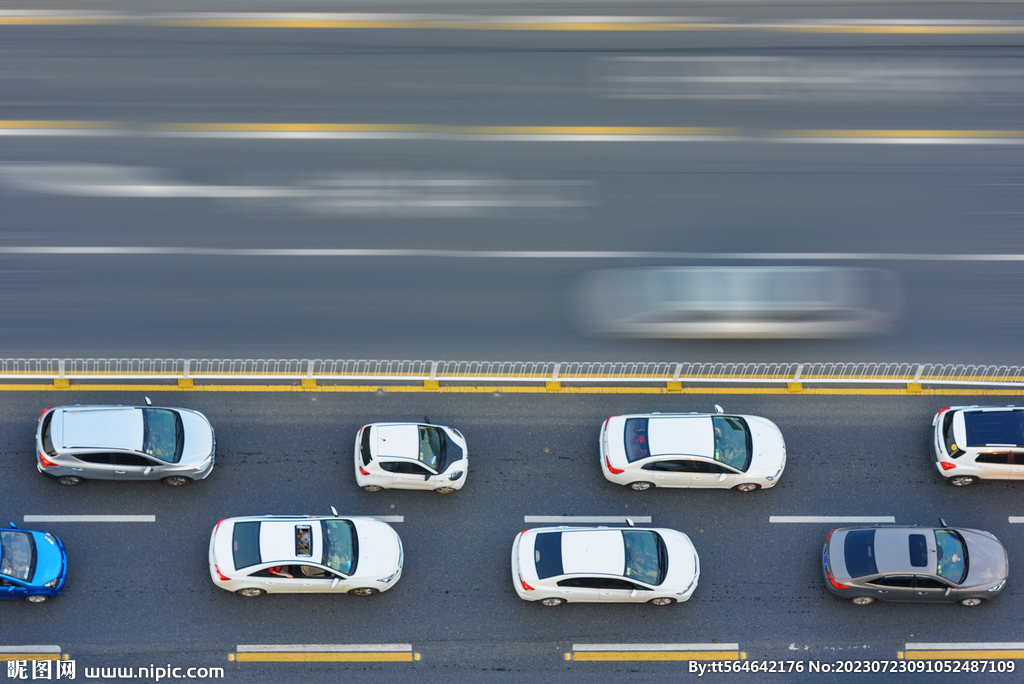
[362,485,384,492]
[648,597,676,606]
[348,587,379,597]
[959,598,985,607]
[162,476,191,487]
[947,476,977,487]
[628,481,653,491]
[538,597,566,607]
[24,595,49,604]
[733,483,761,492]
[236,588,266,598]
[849,596,875,606]
[434,486,456,494]
[56,476,82,486]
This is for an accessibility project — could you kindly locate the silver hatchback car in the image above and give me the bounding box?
[36,404,216,486]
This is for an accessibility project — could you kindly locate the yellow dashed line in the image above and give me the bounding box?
[573,651,740,661]
[234,652,412,662]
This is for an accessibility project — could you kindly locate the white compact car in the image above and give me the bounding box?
[511,526,699,606]
[933,405,1024,486]
[600,408,786,491]
[355,422,468,493]
[209,513,403,597]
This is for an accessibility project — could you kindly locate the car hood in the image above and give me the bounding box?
[745,416,786,475]
[961,529,1008,588]
[31,531,65,585]
[659,529,699,591]
[179,410,214,464]
[351,518,402,580]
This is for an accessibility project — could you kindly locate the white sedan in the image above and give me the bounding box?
[208,513,403,597]
[511,526,699,606]
[600,408,786,492]
[355,422,468,493]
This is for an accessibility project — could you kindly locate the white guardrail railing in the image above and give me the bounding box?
[0,359,1022,387]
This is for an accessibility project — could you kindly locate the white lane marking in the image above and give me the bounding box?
[574,643,738,651]
[367,516,404,523]
[237,644,410,653]
[770,516,895,523]
[524,516,652,523]
[0,646,61,654]
[1008,517,1024,523]
[23,515,155,523]
[4,247,1024,263]
[776,137,1024,145]
[906,643,1024,650]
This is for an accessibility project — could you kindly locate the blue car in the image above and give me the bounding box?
[1,523,67,603]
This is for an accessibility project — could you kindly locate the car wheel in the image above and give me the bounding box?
[56,476,82,486]
[849,596,875,605]
[539,597,566,607]
[236,588,266,598]
[162,476,191,487]
[24,595,49,604]
[948,476,977,487]
[348,587,379,597]
[733,483,761,492]
[959,598,985,607]
[648,597,676,606]
[434,486,456,494]
[628,481,653,491]
[362,485,384,492]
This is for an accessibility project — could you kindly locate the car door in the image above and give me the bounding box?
[111,452,161,481]
[689,460,738,489]
[294,565,347,593]
[554,577,603,602]
[597,577,650,603]
[1,577,26,599]
[1010,452,1024,479]
[973,452,1015,480]
[913,576,953,602]
[247,566,301,593]
[866,575,915,601]
[380,460,437,489]
[72,453,117,480]
[639,459,692,487]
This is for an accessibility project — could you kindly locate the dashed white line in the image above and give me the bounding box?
[23,515,155,523]
[524,516,652,524]
[237,644,411,653]
[0,647,61,654]
[770,516,895,523]
[574,643,738,651]
[1008,517,1024,523]
[367,516,404,523]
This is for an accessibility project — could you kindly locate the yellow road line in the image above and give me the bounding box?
[0,120,117,129]
[2,383,1024,395]
[573,650,740,661]
[777,129,1024,139]
[155,123,734,136]
[0,655,61,661]
[235,652,412,662]
[904,650,1024,660]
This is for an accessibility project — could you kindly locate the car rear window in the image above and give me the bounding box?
[533,532,563,579]
[844,530,878,578]
[623,418,650,463]
[963,410,1024,447]
[943,411,963,458]
[360,428,372,466]
[232,522,262,570]
[41,411,57,456]
[909,534,928,567]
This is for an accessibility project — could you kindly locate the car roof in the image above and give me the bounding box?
[962,409,1024,447]
[647,416,713,458]
[60,407,142,450]
[560,530,625,576]
[374,424,421,459]
[257,520,322,564]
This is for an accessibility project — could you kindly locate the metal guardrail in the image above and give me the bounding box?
[0,359,1022,387]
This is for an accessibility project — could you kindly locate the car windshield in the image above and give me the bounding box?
[418,426,445,471]
[712,416,752,471]
[0,530,35,581]
[622,530,666,586]
[935,530,968,584]
[142,409,183,463]
[321,520,357,576]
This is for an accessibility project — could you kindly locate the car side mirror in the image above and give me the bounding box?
[424,474,431,481]
[718,473,727,481]
[330,577,340,589]
[144,466,152,475]
[145,397,152,406]
[939,518,948,528]
[714,404,724,414]
[330,506,338,516]
[8,521,16,529]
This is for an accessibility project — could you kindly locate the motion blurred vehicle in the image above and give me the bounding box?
[355,422,468,493]
[823,524,1007,606]
[209,512,403,597]
[36,403,215,486]
[932,406,1024,486]
[1,523,67,603]
[511,526,699,606]
[569,266,901,339]
[600,407,785,491]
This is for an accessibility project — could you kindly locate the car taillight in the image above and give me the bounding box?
[39,406,55,420]
[215,518,227,532]
[214,565,231,582]
[826,568,850,590]
[359,466,370,476]
[825,529,835,544]
[938,408,951,414]
[605,455,624,475]
[940,461,957,471]
[519,574,535,591]
[38,452,56,467]
[603,417,612,432]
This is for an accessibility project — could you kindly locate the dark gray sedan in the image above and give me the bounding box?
[823,525,1008,606]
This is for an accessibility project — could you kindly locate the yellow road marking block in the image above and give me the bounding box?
[0,655,61,661]
[234,652,413,662]
[573,650,740,661]
[904,650,1024,660]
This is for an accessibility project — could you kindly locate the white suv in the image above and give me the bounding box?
[932,405,1024,486]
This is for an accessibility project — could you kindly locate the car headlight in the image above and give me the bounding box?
[989,580,1006,592]
[44,578,60,588]
[448,470,464,482]
[379,568,401,584]
[193,454,214,470]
